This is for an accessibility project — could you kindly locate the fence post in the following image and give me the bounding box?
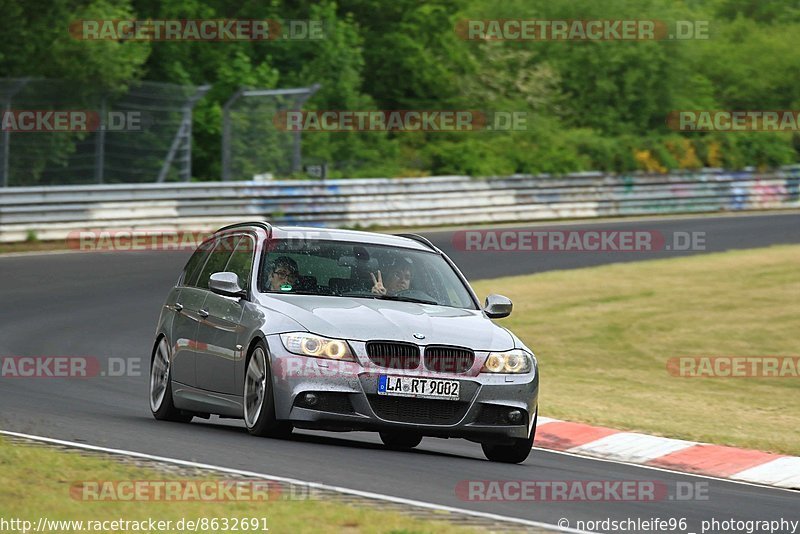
[221,88,245,181]
[94,97,107,184]
[1,101,10,187]
[221,84,321,181]
[156,85,209,183]
[181,107,192,182]
[291,83,321,174]
[1,78,30,187]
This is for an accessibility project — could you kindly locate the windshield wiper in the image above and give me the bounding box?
[336,291,439,305]
[373,294,438,305]
[265,290,324,296]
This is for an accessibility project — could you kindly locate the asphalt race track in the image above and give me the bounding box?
[423,212,800,279]
[1,213,798,532]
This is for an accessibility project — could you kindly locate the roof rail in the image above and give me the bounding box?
[394,233,437,251]
[216,221,272,236]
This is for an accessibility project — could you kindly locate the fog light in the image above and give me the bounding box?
[507,409,522,424]
[303,393,319,407]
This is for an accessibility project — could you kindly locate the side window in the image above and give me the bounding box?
[224,235,255,290]
[196,236,240,290]
[181,239,215,287]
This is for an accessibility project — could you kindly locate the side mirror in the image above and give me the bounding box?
[209,272,246,298]
[484,294,512,319]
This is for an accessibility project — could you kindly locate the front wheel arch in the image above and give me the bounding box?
[242,339,292,438]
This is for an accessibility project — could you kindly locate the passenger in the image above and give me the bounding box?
[267,256,299,291]
[370,257,413,296]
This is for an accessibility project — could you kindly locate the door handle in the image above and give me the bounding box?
[174,303,183,312]
[198,308,209,318]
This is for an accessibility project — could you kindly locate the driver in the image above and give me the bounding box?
[370,257,413,296]
[267,256,300,291]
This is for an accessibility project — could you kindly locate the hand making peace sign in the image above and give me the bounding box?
[370,270,387,295]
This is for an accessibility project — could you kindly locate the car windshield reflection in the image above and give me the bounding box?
[260,239,476,309]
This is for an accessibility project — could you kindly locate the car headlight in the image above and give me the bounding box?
[481,349,534,374]
[280,332,355,361]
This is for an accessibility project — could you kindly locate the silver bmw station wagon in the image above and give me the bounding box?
[150,222,539,463]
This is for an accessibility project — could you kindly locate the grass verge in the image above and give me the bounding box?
[472,245,800,455]
[0,437,478,534]
[0,240,77,254]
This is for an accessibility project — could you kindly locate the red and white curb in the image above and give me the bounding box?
[535,417,800,490]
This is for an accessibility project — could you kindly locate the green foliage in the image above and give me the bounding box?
[2,0,798,179]
[0,0,149,93]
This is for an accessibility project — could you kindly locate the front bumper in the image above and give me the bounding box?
[267,335,538,441]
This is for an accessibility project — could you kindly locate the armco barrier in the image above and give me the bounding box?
[1,168,799,242]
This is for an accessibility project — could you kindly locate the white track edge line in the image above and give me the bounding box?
[0,429,592,534]
[0,249,83,259]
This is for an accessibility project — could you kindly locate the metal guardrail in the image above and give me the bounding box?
[1,169,799,242]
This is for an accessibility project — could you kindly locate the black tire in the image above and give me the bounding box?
[150,337,193,423]
[481,411,537,464]
[379,431,423,450]
[243,341,292,438]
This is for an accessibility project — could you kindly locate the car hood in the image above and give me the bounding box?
[256,294,514,351]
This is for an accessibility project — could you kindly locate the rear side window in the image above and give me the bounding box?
[181,239,215,287]
[224,235,255,290]
[196,235,240,289]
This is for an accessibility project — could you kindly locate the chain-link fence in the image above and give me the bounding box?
[0,79,208,186]
[221,84,320,180]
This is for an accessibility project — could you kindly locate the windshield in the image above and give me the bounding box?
[259,239,477,309]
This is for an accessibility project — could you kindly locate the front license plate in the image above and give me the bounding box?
[377,375,460,401]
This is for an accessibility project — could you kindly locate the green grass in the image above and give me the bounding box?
[0,240,75,254]
[0,437,478,534]
[472,245,800,455]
